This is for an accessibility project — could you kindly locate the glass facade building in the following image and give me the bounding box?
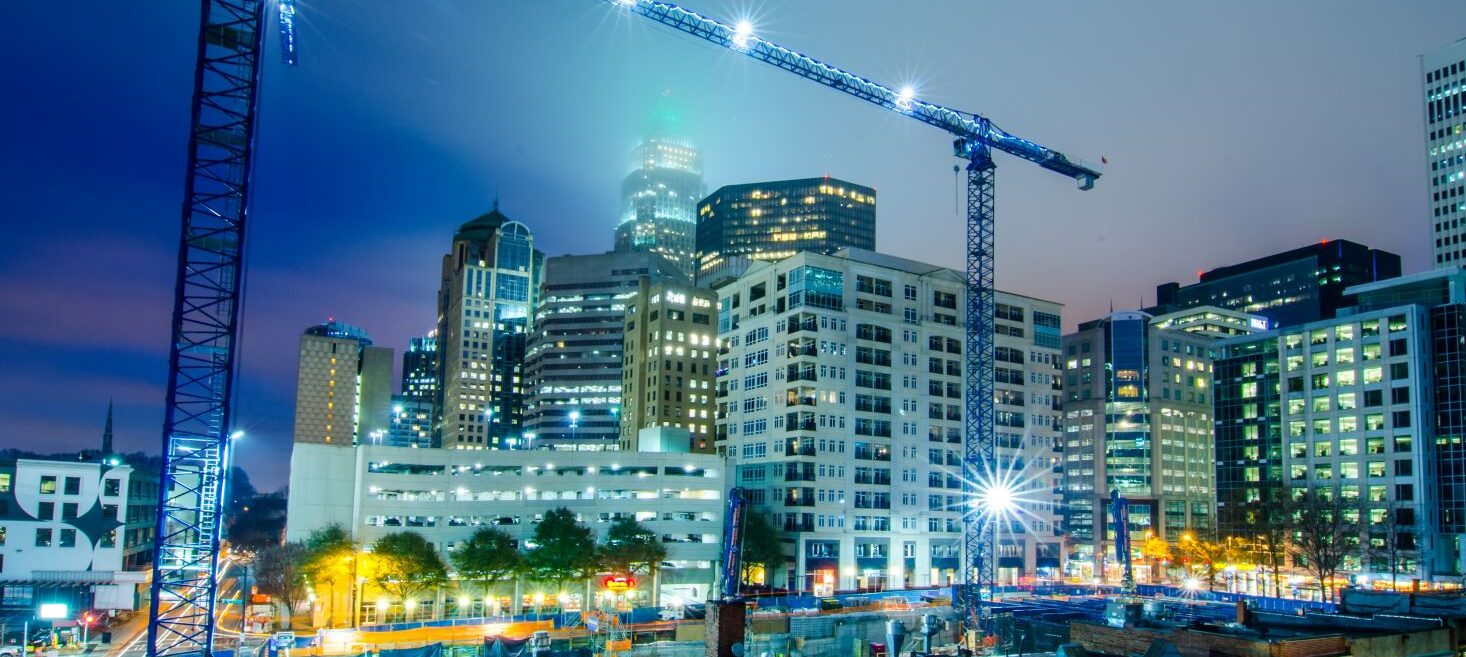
[695,178,876,284]
[1153,240,1400,328]
[434,206,543,450]
[1061,309,1257,579]
[613,105,704,278]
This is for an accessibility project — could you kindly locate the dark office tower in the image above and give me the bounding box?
[1212,337,1283,539]
[434,204,543,450]
[524,251,688,450]
[1153,239,1401,328]
[694,177,876,285]
[401,334,438,405]
[1424,38,1466,268]
[614,100,704,279]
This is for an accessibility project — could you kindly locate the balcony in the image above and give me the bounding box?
[788,314,818,335]
[787,339,817,358]
[784,488,816,508]
[785,438,816,457]
[786,387,817,407]
[784,463,816,482]
[785,412,816,433]
[786,364,817,383]
[783,517,815,532]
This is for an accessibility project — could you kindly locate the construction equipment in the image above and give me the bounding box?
[149,1,294,655]
[605,0,1103,640]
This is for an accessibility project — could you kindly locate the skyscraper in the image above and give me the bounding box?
[1060,308,1265,579]
[1425,38,1466,268]
[1152,239,1400,328]
[695,177,876,285]
[291,320,393,445]
[613,101,704,278]
[434,205,543,450]
[620,277,718,453]
[524,251,687,449]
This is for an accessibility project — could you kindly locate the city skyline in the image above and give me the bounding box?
[2,2,1464,489]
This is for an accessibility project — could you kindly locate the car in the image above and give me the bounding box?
[0,645,21,657]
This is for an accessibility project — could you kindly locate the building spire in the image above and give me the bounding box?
[101,400,114,456]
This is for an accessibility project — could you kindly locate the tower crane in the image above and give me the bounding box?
[605,0,1103,639]
[148,1,294,655]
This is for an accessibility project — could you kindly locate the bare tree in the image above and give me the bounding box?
[254,542,310,629]
[1288,492,1355,602]
[1364,501,1412,590]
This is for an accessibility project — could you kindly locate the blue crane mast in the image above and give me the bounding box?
[606,0,1102,640]
[148,1,295,656]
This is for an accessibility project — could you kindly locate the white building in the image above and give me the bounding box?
[0,459,153,612]
[1425,37,1466,269]
[286,443,724,615]
[715,248,1064,592]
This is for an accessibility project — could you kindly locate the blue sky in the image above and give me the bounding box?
[1,1,1462,489]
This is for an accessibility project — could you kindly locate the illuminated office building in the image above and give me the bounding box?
[1426,38,1466,268]
[614,104,704,279]
[524,251,687,449]
[695,177,876,286]
[434,205,542,450]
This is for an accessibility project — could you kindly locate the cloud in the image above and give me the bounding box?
[0,236,174,353]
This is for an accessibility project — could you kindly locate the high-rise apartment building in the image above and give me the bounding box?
[620,278,718,453]
[614,105,704,278]
[525,252,688,450]
[1215,268,1466,583]
[434,206,542,450]
[292,320,393,445]
[695,177,876,285]
[1153,240,1400,328]
[1061,308,1263,579]
[716,249,1064,591]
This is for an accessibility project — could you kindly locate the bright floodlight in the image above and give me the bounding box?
[896,86,915,110]
[613,0,636,5]
[978,482,1015,515]
[731,20,753,50]
[229,430,245,440]
[1182,577,1201,591]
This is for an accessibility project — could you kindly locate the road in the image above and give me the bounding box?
[110,557,267,657]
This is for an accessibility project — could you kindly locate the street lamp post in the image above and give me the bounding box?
[568,410,580,442]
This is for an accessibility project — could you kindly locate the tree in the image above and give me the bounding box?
[1250,518,1291,598]
[300,526,356,626]
[1138,534,1172,584]
[601,518,667,576]
[1289,492,1356,602]
[1364,501,1412,590]
[1178,533,1243,591]
[371,531,448,611]
[738,511,784,591]
[254,542,310,629]
[526,508,599,599]
[451,527,524,601]
[228,492,288,553]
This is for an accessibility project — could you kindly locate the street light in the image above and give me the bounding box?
[569,410,580,442]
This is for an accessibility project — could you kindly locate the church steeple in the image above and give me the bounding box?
[101,400,114,456]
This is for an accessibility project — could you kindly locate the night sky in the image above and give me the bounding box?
[2,2,1462,490]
